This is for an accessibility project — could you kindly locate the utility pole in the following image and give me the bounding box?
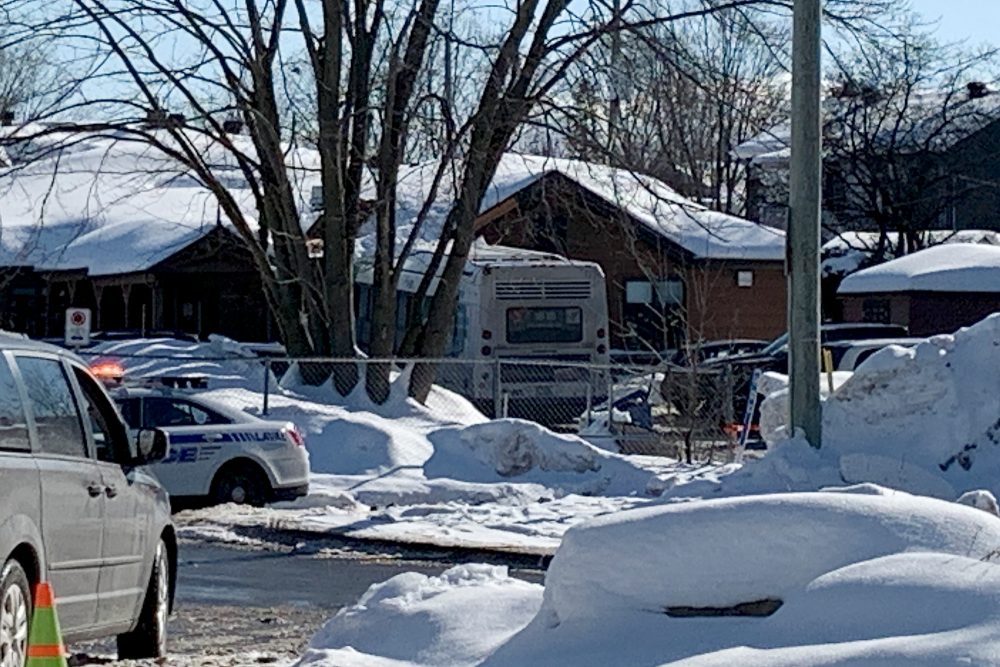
[788,0,822,447]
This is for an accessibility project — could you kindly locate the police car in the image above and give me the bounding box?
[110,387,310,506]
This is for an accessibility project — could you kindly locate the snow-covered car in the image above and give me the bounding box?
[111,387,309,506]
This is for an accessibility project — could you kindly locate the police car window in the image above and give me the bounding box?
[0,356,30,451]
[72,367,130,464]
[16,357,87,458]
[144,398,227,427]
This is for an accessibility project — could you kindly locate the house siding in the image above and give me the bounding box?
[841,291,1000,336]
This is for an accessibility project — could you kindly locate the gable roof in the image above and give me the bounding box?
[379,153,785,262]
[838,243,1000,294]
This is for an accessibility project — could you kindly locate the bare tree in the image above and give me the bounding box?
[746,25,1000,265]
[566,8,789,215]
[5,0,902,407]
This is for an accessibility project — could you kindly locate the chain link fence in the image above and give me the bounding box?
[78,348,746,462]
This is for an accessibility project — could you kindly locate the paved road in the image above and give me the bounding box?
[70,540,544,666]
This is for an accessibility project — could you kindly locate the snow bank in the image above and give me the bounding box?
[294,491,1000,667]
[425,420,657,496]
[296,565,541,667]
[681,314,1000,501]
[542,490,1000,620]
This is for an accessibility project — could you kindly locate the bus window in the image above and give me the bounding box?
[450,305,468,355]
[506,307,583,344]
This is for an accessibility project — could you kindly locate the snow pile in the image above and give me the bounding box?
[168,359,670,552]
[686,314,1000,501]
[297,565,540,667]
[541,491,1000,618]
[424,420,657,496]
[294,490,1000,666]
[839,242,1000,293]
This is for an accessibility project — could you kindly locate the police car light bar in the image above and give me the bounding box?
[90,360,126,383]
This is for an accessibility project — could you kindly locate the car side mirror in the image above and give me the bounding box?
[134,428,168,465]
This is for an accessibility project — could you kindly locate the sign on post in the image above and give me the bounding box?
[64,308,92,348]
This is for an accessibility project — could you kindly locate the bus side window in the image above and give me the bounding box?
[451,305,468,356]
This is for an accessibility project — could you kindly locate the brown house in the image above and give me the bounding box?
[838,243,1000,336]
[0,227,272,342]
[472,158,788,351]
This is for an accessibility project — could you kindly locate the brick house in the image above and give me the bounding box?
[838,243,1000,336]
[472,155,788,351]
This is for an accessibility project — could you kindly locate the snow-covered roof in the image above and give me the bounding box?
[822,229,1000,278]
[0,130,321,276]
[737,89,1000,169]
[838,243,1000,294]
[381,154,785,262]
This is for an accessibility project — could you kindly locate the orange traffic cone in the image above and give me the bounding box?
[25,583,67,667]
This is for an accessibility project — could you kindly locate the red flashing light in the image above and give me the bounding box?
[481,345,493,356]
[90,361,125,381]
[482,330,493,340]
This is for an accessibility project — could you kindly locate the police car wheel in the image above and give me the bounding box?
[212,463,268,507]
[117,540,170,660]
[0,560,30,667]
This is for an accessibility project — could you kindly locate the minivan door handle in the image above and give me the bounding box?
[87,483,104,498]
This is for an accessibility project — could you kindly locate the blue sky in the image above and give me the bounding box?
[909,0,1000,46]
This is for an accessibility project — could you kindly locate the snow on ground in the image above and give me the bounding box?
[108,339,689,553]
[294,490,1000,666]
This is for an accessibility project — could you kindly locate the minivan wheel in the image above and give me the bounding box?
[212,464,268,506]
[0,560,30,667]
[117,540,170,660]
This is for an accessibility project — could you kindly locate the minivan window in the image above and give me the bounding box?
[16,356,87,458]
[0,356,30,451]
[73,366,131,463]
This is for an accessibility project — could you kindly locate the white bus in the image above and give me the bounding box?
[355,241,610,416]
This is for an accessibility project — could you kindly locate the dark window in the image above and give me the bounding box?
[0,356,30,451]
[861,299,891,324]
[506,307,583,344]
[16,356,87,458]
[142,397,228,428]
[621,278,685,351]
[117,397,142,429]
[72,367,131,463]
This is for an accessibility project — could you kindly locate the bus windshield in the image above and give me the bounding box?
[506,307,583,344]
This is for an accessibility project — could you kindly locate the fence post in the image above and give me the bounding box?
[492,357,502,419]
[262,358,271,416]
[585,370,594,426]
[606,369,615,435]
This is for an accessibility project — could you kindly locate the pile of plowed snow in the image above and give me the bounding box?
[295,489,1000,667]
[686,313,1000,500]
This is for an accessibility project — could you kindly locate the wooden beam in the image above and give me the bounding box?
[473,198,519,233]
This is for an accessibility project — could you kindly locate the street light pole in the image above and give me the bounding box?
[788,0,823,447]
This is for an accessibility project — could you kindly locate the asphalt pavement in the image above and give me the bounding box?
[70,539,544,666]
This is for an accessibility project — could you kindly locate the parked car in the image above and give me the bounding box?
[670,339,768,367]
[707,323,910,373]
[111,387,310,507]
[824,337,925,371]
[0,334,174,664]
[694,323,910,442]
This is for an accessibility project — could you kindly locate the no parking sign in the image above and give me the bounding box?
[65,308,92,347]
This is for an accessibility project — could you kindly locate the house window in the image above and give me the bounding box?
[862,298,890,324]
[736,270,754,288]
[621,278,685,351]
